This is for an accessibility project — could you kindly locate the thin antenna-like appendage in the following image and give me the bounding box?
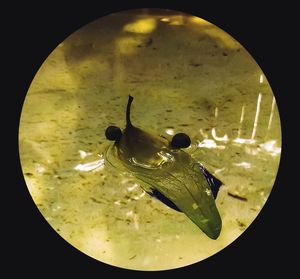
[126,95,134,127]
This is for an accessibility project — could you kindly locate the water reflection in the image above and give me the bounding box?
[74,155,104,172]
[267,97,276,135]
[198,139,226,149]
[234,162,252,169]
[123,18,157,34]
[259,140,281,156]
[165,128,175,135]
[251,93,262,140]
[204,92,281,157]
[211,128,229,142]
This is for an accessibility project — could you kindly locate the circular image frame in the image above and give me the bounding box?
[19,9,282,271]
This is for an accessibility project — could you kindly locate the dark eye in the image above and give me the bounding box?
[171,133,191,148]
[105,126,122,141]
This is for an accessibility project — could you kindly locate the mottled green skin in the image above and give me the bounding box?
[116,124,222,239]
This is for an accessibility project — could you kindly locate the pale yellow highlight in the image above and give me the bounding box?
[123,18,157,34]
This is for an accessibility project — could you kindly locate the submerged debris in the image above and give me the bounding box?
[145,38,153,47]
[90,197,102,204]
[179,123,190,127]
[190,62,202,67]
[236,219,246,229]
[227,192,248,201]
[137,38,153,48]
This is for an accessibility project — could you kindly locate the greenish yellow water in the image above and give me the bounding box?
[19,10,281,271]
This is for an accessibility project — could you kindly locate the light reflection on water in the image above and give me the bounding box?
[72,92,281,175]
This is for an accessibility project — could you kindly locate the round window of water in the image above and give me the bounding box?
[19,9,281,271]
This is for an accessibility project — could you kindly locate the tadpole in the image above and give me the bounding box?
[104,95,223,239]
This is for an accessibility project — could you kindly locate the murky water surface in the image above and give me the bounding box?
[19,10,281,270]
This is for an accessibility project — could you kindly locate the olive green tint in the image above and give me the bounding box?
[19,9,281,271]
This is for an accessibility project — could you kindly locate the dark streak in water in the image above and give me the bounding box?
[179,124,190,127]
[129,255,137,260]
[227,192,248,201]
[90,197,102,204]
[236,219,246,229]
[145,38,153,47]
[190,62,202,67]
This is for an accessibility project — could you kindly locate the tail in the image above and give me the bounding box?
[126,95,134,127]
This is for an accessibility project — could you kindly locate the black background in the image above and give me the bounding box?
[5,0,295,277]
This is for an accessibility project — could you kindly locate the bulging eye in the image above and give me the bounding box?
[171,133,191,148]
[105,126,122,141]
